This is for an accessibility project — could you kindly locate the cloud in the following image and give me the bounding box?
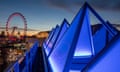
[43,0,77,13]
[43,0,120,12]
[86,0,120,10]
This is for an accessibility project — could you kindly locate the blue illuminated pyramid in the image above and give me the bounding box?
[6,2,120,72]
[48,2,118,72]
[48,4,94,72]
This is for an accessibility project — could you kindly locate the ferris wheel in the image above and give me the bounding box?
[6,12,27,42]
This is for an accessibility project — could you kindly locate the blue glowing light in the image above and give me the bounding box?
[74,50,92,58]
[69,70,81,72]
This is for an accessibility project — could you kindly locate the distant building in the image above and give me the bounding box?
[36,31,49,38]
[35,31,49,46]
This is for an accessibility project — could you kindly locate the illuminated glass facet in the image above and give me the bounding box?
[74,8,93,57]
[49,8,83,72]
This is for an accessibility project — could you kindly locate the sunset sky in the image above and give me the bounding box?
[0,0,120,32]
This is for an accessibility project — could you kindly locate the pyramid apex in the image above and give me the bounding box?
[64,18,69,23]
[63,18,67,22]
[84,2,89,6]
[56,24,59,28]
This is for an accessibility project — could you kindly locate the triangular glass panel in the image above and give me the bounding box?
[83,36,120,72]
[48,19,69,57]
[93,26,107,54]
[45,25,60,56]
[73,8,93,58]
[87,2,119,55]
[71,7,94,71]
[43,28,55,49]
[43,29,55,48]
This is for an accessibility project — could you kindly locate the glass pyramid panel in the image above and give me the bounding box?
[85,37,120,72]
[48,19,69,57]
[45,25,60,56]
[74,8,93,58]
[48,8,83,72]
